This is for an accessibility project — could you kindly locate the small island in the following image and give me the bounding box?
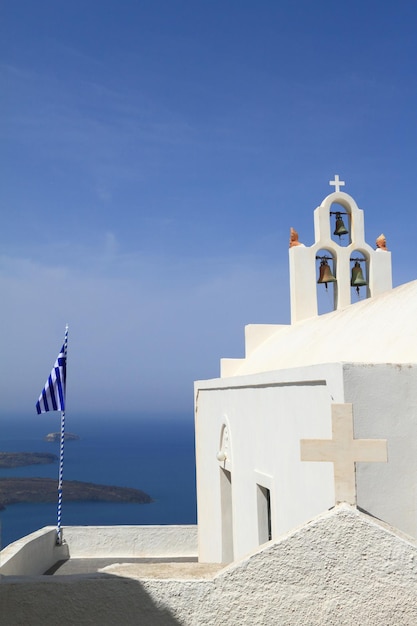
[0,452,58,468]
[0,478,153,510]
[44,432,80,442]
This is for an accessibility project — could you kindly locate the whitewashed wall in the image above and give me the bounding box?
[195,363,417,563]
[0,527,68,576]
[0,526,198,576]
[62,525,197,558]
[2,507,417,626]
[344,363,417,537]
[195,364,344,563]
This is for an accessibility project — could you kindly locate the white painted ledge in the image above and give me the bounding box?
[0,527,68,576]
[0,525,198,576]
[63,525,198,558]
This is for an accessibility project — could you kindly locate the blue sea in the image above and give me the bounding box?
[0,412,197,550]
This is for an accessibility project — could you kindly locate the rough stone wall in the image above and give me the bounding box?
[140,506,417,625]
[2,506,417,625]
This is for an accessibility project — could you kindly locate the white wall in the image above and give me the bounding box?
[195,364,345,563]
[0,525,198,576]
[195,362,417,563]
[2,507,417,626]
[62,525,198,558]
[344,363,417,537]
[0,527,68,576]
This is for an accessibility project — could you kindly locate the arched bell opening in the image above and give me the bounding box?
[330,202,351,247]
[316,249,337,314]
[350,250,369,302]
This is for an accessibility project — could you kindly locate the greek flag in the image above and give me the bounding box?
[36,343,67,414]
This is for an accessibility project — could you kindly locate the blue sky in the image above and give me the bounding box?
[1,1,416,416]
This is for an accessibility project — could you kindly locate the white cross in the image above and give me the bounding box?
[300,404,387,505]
[329,174,345,193]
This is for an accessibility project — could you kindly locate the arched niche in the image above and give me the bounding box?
[218,421,234,562]
[217,422,232,472]
[329,202,351,247]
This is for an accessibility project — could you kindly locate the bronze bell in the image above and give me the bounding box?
[351,261,367,295]
[317,259,336,289]
[334,212,349,237]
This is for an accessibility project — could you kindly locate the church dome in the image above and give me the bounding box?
[233,280,417,376]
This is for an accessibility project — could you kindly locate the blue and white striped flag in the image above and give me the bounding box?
[36,343,67,414]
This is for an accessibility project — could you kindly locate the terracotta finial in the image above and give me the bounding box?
[376,233,388,251]
[289,227,303,248]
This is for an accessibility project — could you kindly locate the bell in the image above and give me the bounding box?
[317,259,336,289]
[333,212,349,237]
[351,261,367,295]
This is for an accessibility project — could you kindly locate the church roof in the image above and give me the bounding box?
[232,280,417,376]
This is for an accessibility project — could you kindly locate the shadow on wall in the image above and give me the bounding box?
[0,573,183,626]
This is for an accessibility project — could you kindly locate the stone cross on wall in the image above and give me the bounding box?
[329,174,345,193]
[300,403,387,505]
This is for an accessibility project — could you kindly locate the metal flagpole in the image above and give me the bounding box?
[56,324,69,545]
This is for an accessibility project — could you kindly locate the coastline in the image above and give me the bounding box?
[0,477,153,511]
[0,452,58,468]
[0,412,197,548]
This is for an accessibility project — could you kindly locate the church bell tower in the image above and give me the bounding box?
[289,175,392,323]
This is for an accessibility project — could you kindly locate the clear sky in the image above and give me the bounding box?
[1,1,416,416]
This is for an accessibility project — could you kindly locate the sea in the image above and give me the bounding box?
[0,412,197,550]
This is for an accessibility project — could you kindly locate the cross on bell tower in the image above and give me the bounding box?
[329,174,345,193]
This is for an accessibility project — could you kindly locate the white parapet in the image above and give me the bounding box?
[0,524,199,576]
[0,527,68,576]
[62,524,198,558]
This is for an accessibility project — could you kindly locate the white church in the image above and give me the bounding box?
[1,177,417,625]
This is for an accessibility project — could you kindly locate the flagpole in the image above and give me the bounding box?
[56,325,69,545]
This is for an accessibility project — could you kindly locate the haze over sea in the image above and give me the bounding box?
[0,412,196,549]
